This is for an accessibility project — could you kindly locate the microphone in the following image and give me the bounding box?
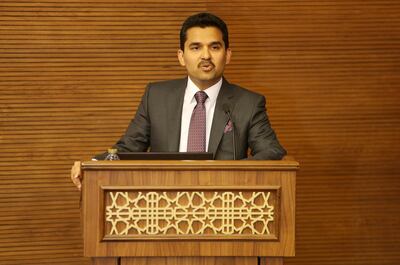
[222,104,236,160]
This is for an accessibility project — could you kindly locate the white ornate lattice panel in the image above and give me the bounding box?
[104,190,277,240]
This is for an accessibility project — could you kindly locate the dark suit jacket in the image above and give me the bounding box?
[101,77,286,160]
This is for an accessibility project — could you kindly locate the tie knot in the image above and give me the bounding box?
[194,91,208,104]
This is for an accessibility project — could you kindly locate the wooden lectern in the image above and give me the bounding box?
[81,160,298,265]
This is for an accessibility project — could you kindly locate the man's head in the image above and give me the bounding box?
[179,12,229,51]
[178,13,232,90]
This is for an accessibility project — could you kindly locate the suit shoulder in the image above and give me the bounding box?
[229,82,265,101]
[147,78,187,92]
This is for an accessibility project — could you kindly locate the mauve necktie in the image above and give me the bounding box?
[187,91,208,152]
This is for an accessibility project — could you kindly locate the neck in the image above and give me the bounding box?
[190,77,222,90]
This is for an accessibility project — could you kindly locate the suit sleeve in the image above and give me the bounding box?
[247,95,287,160]
[93,84,151,160]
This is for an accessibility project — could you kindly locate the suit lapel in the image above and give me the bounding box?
[208,78,236,158]
[167,78,187,151]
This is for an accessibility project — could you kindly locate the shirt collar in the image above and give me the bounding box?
[185,76,223,104]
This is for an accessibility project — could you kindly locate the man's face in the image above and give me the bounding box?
[178,26,231,90]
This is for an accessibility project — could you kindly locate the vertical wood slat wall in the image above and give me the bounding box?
[0,1,399,265]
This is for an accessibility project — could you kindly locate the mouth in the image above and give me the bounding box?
[199,62,214,72]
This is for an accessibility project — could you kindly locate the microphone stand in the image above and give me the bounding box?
[223,104,236,160]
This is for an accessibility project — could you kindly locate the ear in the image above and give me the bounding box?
[225,48,232,65]
[177,49,186,66]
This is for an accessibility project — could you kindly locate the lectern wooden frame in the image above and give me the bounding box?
[82,160,298,265]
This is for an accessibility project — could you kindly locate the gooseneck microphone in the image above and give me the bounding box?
[222,104,236,160]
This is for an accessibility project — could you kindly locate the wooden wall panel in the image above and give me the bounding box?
[0,1,399,265]
[208,2,400,265]
[0,1,205,264]
[209,1,400,265]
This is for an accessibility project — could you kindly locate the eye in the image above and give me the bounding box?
[211,45,221,50]
[190,46,200,51]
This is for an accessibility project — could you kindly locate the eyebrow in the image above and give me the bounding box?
[210,41,223,46]
[189,41,223,47]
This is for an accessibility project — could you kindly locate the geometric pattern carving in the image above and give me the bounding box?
[105,190,274,238]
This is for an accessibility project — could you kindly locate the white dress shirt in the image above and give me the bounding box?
[179,77,222,152]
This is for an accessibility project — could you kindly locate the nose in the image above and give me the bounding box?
[201,47,211,60]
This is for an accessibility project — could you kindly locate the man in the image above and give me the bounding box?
[71,12,286,190]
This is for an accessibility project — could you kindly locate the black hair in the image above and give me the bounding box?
[180,12,229,51]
